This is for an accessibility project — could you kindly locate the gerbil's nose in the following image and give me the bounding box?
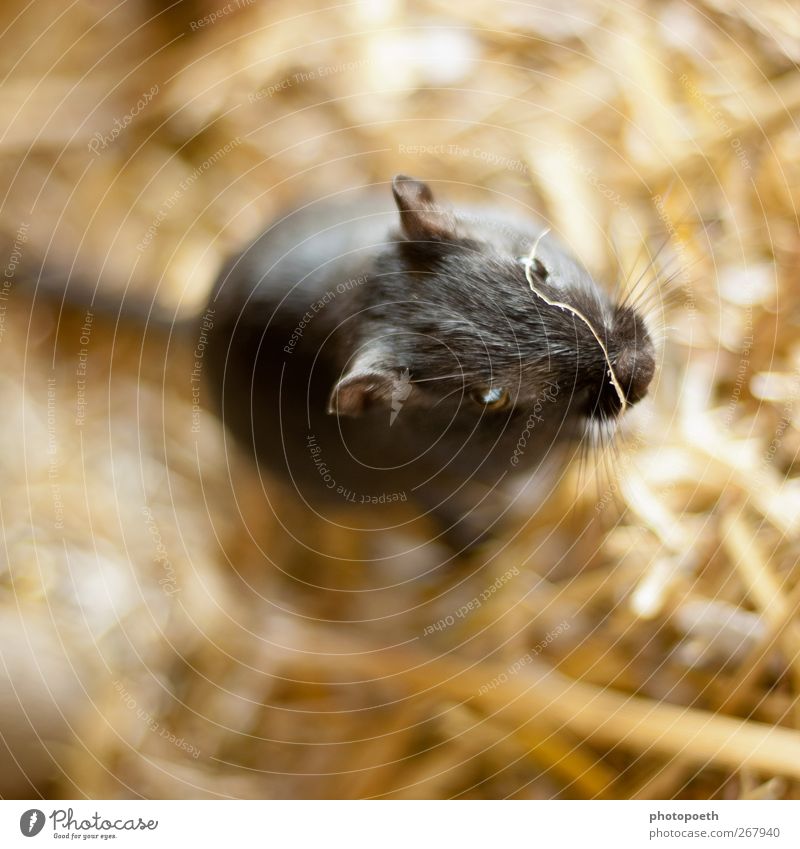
[615,340,655,407]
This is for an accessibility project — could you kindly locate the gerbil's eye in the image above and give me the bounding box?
[470,386,510,411]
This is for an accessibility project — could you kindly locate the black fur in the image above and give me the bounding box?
[203,176,655,550]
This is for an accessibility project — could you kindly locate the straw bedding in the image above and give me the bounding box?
[1,0,799,799]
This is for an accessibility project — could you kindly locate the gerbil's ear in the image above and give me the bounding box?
[392,174,457,242]
[327,368,400,417]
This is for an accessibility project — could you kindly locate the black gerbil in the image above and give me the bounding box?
[201,176,655,549]
[18,175,654,551]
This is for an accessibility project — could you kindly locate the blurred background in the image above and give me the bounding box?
[1,0,800,799]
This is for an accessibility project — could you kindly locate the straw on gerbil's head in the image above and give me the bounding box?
[523,228,630,417]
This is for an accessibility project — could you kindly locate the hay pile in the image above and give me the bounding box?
[1,0,800,799]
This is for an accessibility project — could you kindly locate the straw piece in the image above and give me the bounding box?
[523,229,628,415]
[279,623,800,782]
[721,515,800,690]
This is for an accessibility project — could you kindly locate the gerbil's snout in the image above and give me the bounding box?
[615,337,655,407]
[590,308,655,420]
[610,305,656,410]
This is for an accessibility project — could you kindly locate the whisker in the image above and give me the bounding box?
[621,233,678,309]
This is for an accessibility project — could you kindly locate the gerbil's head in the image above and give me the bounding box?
[328,176,655,454]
